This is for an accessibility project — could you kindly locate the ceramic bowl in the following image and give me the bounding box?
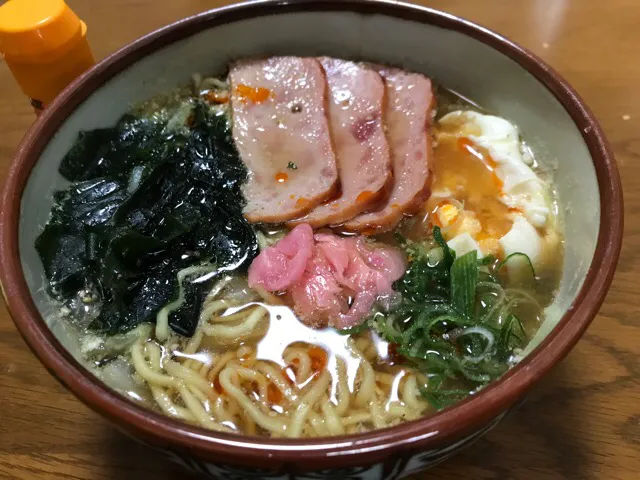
[0,0,623,478]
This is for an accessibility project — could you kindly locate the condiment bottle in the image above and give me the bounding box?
[0,0,95,115]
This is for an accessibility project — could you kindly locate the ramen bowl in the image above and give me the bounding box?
[0,0,622,478]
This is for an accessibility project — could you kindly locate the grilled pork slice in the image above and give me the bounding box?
[344,68,435,234]
[290,57,392,228]
[230,57,339,223]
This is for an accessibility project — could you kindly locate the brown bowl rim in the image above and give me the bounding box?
[0,0,623,469]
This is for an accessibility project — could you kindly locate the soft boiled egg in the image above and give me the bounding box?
[426,110,557,275]
[438,111,551,228]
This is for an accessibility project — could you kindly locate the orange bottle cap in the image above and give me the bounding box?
[0,0,84,58]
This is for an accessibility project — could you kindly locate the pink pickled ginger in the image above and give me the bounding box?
[248,225,406,328]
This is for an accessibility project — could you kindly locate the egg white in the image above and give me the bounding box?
[436,111,556,275]
[439,111,551,228]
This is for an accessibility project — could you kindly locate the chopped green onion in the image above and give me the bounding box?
[450,250,478,318]
[497,252,536,279]
[433,226,455,266]
[457,326,495,364]
[371,226,534,411]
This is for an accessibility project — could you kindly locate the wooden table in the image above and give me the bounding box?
[0,0,638,478]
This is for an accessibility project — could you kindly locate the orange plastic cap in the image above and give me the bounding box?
[0,0,83,57]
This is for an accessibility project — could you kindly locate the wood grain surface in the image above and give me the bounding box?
[0,1,638,479]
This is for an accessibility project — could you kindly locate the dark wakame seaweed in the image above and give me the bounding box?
[36,101,258,336]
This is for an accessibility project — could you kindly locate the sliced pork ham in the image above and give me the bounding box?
[344,68,435,234]
[290,58,392,228]
[248,225,406,329]
[230,57,339,223]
